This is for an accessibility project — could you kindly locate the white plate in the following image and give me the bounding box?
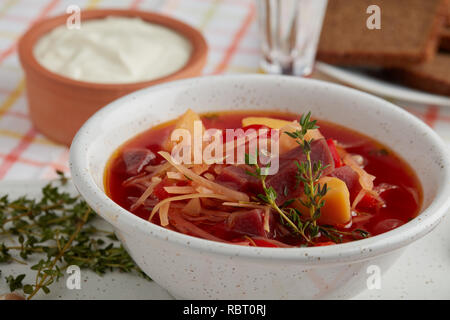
[0,180,449,299]
[316,62,450,107]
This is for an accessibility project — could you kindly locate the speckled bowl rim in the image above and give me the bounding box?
[18,9,208,89]
[70,75,450,265]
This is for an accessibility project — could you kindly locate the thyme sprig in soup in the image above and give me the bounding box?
[105,110,422,247]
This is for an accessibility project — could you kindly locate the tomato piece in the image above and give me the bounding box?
[153,181,170,200]
[326,139,342,168]
[314,241,336,247]
[252,238,279,247]
[357,193,380,210]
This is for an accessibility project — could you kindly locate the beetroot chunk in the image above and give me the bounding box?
[215,165,262,194]
[330,165,362,202]
[266,139,334,205]
[227,209,266,237]
[121,148,156,175]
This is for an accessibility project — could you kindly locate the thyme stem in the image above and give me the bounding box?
[1,172,151,298]
[305,152,316,226]
[27,207,91,300]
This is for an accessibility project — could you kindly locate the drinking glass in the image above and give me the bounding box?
[256,0,328,76]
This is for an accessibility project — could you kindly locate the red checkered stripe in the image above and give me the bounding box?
[0,0,447,181]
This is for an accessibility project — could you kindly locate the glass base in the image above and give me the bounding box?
[260,57,313,77]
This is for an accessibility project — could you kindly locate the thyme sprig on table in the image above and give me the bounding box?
[0,172,150,299]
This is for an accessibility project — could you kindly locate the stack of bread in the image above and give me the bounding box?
[317,0,450,96]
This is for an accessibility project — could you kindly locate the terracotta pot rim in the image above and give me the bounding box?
[18,9,208,90]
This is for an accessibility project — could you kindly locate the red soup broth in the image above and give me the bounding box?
[105,111,422,245]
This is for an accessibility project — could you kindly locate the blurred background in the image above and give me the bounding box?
[0,0,448,181]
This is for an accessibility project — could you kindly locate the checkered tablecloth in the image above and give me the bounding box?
[0,0,449,181]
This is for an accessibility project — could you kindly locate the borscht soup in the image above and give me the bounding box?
[105,110,422,248]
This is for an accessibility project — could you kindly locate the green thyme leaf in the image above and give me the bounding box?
[0,172,151,299]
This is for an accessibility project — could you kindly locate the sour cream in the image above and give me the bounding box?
[34,16,192,84]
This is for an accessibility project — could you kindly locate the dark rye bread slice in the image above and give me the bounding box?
[441,27,450,51]
[440,4,450,51]
[389,53,450,96]
[318,0,448,67]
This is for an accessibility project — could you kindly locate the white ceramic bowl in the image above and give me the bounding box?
[70,75,450,299]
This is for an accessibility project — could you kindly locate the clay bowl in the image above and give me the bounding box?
[18,9,208,146]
